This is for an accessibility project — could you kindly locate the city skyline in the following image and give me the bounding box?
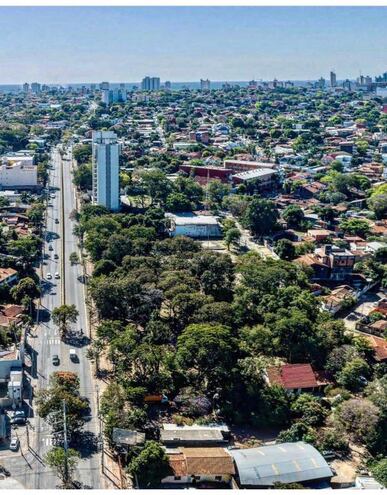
[0,6,387,83]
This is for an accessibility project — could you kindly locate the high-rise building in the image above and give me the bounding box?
[90,83,96,90]
[141,76,151,91]
[92,131,120,211]
[101,88,127,106]
[200,79,211,90]
[22,83,29,93]
[330,71,337,88]
[31,82,41,94]
[150,77,160,91]
[141,76,160,91]
[100,81,110,90]
[318,77,326,89]
[164,81,172,90]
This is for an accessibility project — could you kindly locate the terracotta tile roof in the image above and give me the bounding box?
[2,305,24,318]
[168,453,187,477]
[362,335,387,362]
[0,267,17,283]
[182,448,235,476]
[266,364,318,390]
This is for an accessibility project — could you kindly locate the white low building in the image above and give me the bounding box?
[167,213,221,238]
[0,154,37,189]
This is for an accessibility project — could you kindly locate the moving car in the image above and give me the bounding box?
[55,218,59,224]
[54,254,59,260]
[9,437,19,451]
[52,354,60,366]
[55,272,60,279]
[49,245,54,251]
[46,273,52,280]
[10,411,26,425]
[69,349,77,362]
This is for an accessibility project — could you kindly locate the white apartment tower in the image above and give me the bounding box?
[92,131,120,211]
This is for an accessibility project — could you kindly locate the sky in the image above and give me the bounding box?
[0,6,387,84]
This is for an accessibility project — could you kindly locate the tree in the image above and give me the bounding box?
[283,205,305,229]
[165,192,192,212]
[45,447,80,487]
[10,277,40,303]
[224,227,241,250]
[73,143,91,164]
[291,394,327,426]
[52,304,79,338]
[273,482,305,489]
[176,323,235,391]
[206,180,230,208]
[336,357,370,392]
[339,218,371,238]
[36,372,89,438]
[72,163,92,191]
[129,441,170,488]
[336,398,380,443]
[274,239,296,260]
[371,459,387,487]
[243,198,279,237]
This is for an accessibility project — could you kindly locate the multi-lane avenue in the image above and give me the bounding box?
[2,145,101,489]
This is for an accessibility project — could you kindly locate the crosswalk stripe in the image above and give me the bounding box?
[48,338,61,345]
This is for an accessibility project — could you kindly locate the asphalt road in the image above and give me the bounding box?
[2,146,101,488]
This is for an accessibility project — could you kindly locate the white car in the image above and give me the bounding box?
[9,437,19,451]
[46,273,52,280]
[55,272,60,279]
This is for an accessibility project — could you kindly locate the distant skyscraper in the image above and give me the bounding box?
[141,76,160,91]
[318,77,326,89]
[101,88,127,106]
[165,81,172,90]
[100,81,109,90]
[31,82,41,94]
[330,71,337,88]
[92,131,120,211]
[22,83,29,93]
[90,83,96,90]
[150,77,160,91]
[200,79,211,90]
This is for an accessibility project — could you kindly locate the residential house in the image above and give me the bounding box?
[296,245,355,281]
[264,363,330,394]
[322,285,357,314]
[162,447,235,486]
[0,268,18,288]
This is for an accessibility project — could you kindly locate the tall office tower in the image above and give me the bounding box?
[92,131,120,211]
[31,82,41,94]
[119,83,125,90]
[100,81,109,90]
[22,83,29,93]
[318,77,326,89]
[141,76,151,91]
[150,77,160,91]
[164,81,172,90]
[101,89,111,105]
[330,71,337,88]
[200,79,211,90]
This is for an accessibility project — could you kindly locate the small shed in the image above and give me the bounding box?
[112,428,145,447]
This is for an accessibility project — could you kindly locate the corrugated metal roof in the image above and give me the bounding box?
[231,442,333,486]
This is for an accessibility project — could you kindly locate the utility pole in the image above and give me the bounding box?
[63,399,69,486]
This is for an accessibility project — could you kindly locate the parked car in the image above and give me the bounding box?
[55,272,60,279]
[49,245,53,251]
[46,273,52,280]
[9,437,19,451]
[10,416,26,425]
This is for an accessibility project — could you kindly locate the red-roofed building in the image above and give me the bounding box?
[264,363,330,394]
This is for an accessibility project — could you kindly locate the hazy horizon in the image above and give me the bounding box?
[0,6,386,84]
